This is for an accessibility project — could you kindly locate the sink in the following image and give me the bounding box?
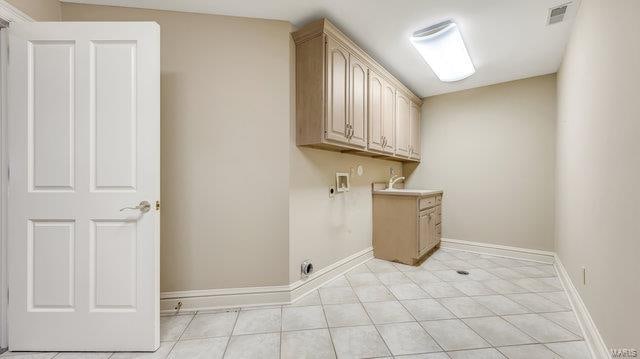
[374,188,443,196]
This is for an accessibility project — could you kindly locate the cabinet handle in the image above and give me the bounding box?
[345,123,352,138]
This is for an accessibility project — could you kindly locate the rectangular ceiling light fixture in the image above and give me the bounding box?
[410,20,475,82]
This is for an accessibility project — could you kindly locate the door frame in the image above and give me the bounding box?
[0,0,34,350]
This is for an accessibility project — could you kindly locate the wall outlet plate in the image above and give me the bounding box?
[336,172,350,192]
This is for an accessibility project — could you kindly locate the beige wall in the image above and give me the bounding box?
[61,3,389,292]
[406,75,557,251]
[6,0,60,20]
[556,0,640,350]
[287,32,403,282]
[62,3,292,291]
[289,146,401,282]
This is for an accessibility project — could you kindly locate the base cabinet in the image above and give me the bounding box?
[373,192,443,265]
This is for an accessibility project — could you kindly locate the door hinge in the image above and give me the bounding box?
[155,200,160,211]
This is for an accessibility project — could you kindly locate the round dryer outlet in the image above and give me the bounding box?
[301,260,314,277]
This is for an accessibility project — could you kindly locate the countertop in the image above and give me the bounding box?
[372,188,443,197]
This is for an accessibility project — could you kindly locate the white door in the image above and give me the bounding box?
[7,22,160,351]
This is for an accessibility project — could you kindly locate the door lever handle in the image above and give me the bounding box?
[120,201,151,213]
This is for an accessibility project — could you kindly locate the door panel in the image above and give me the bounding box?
[29,220,75,310]
[30,41,75,191]
[395,92,410,157]
[382,81,396,154]
[410,101,421,160]
[349,54,367,147]
[91,41,137,191]
[8,22,160,351]
[90,220,137,310]
[368,71,383,151]
[325,36,349,144]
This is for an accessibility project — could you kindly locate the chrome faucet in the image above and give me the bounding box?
[388,175,405,189]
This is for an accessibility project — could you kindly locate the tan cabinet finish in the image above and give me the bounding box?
[373,192,443,265]
[349,54,368,148]
[410,101,421,160]
[325,36,350,145]
[293,19,422,162]
[368,71,396,154]
[368,72,385,152]
[395,92,411,158]
[382,80,396,154]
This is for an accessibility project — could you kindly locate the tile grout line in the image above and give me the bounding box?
[317,289,339,359]
[348,261,398,357]
[368,261,488,357]
[325,254,576,355]
[355,283,396,357]
[368,252,578,356]
[397,262,502,353]
[141,250,583,359]
[161,312,197,358]
[387,278,446,354]
[220,308,240,359]
[279,305,283,359]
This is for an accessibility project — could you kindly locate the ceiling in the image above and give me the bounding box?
[62,0,580,97]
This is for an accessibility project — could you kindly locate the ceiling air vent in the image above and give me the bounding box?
[548,3,570,25]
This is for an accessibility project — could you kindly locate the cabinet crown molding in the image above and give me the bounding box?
[292,18,422,105]
[293,18,422,162]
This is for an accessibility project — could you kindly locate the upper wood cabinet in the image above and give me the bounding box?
[293,19,422,162]
[349,54,368,148]
[369,71,396,154]
[368,71,385,152]
[381,80,396,154]
[395,92,411,158]
[410,101,421,160]
[325,37,350,145]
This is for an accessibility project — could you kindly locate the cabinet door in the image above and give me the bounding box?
[395,92,410,157]
[418,208,436,255]
[410,101,421,160]
[382,80,396,154]
[349,54,368,147]
[368,71,384,152]
[325,36,350,144]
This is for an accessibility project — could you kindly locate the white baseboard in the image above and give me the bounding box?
[290,247,373,302]
[160,247,373,314]
[160,285,291,313]
[554,255,611,359]
[440,237,609,358]
[441,238,555,264]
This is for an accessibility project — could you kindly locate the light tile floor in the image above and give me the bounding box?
[1,249,591,358]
